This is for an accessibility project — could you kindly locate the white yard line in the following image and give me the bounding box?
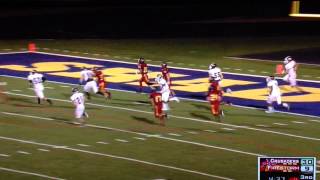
[291,121,306,124]
[271,122,287,126]
[186,131,199,135]
[11,89,22,92]
[2,91,320,142]
[38,148,50,152]
[0,167,65,180]
[44,87,55,89]
[17,150,31,155]
[168,133,182,137]
[221,128,236,131]
[77,144,90,147]
[255,124,270,128]
[96,141,109,145]
[309,119,320,123]
[204,130,217,133]
[0,136,233,180]
[133,137,146,141]
[1,111,264,157]
[0,153,10,157]
[60,85,70,88]
[115,139,129,143]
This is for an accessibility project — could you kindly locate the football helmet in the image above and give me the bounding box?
[161,63,167,68]
[155,74,163,83]
[266,76,274,83]
[209,63,217,70]
[138,57,145,64]
[284,56,292,64]
[72,87,79,93]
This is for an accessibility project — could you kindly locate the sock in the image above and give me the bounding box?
[85,92,91,100]
[47,99,52,105]
[37,98,41,104]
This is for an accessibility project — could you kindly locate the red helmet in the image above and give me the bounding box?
[139,57,145,64]
[161,63,167,68]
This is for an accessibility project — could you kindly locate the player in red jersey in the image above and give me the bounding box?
[207,82,224,121]
[137,57,150,92]
[92,67,111,99]
[149,90,165,126]
[161,63,176,96]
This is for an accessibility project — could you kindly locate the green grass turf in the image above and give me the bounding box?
[0,74,320,180]
[0,37,320,80]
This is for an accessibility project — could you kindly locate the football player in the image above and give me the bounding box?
[282,56,304,92]
[79,67,98,100]
[70,87,88,125]
[137,57,151,92]
[265,76,290,113]
[27,70,52,105]
[154,74,179,116]
[207,81,224,121]
[149,90,165,126]
[92,67,111,99]
[208,63,223,85]
[161,62,176,96]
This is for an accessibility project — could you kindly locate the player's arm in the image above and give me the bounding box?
[294,63,298,71]
[220,72,224,80]
[268,86,272,95]
[42,76,46,82]
[143,66,148,74]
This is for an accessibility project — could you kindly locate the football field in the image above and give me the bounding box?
[0,38,320,180]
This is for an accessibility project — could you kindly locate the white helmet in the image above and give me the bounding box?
[266,76,274,83]
[208,63,217,70]
[155,74,163,83]
[284,56,292,64]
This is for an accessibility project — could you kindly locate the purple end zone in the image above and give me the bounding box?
[0,52,320,117]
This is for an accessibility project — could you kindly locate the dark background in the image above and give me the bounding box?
[0,0,320,38]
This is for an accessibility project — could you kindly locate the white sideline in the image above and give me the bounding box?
[1,74,320,119]
[0,167,65,180]
[2,91,320,143]
[1,111,264,157]
[0,136,233,180]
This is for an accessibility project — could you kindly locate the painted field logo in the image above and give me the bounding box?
[0,52,320,117]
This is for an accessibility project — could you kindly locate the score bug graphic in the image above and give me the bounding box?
[258,157,316,180]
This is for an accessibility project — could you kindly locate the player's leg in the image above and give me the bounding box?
[83,83,91,100]
[277,95,290,110]
[283,74,289,83]
[138,76,144,92]
[99,82,111,99]
[73,105,85,125]
[265,96,275,113]
[35,89,52,105]
[158,106,165,126]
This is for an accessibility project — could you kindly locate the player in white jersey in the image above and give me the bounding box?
[27,70,52,105]
[70,87,88,125]
[154,74,179,116]
[265,76,290,113]
[80,67,98,100]
[208,63,223,85]
[283,56,298,87]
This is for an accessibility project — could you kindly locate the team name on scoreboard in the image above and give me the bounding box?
[258,157,316,180]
